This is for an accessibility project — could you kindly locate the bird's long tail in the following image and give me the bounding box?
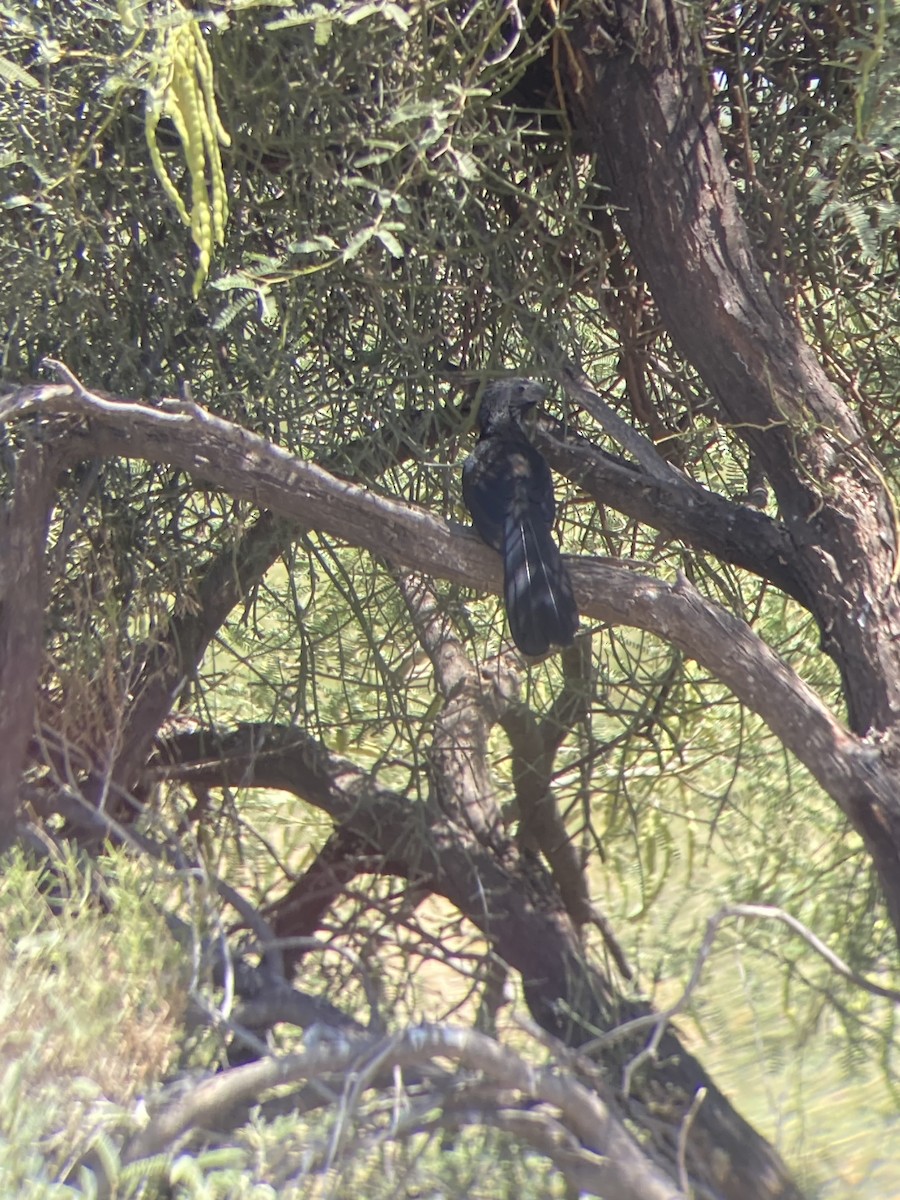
[502,512,578,656]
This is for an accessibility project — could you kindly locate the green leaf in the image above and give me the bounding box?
[343,225,375,260]
[383,2,412,29]
[288,235,340,254]
[376,228,404,257]
[314,16,332,46]
[0,55,38,89]
[343,3,380,25]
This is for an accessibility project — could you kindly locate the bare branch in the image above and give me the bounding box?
[9,379,896,926]
[397,571,502,842]
[533,415,812,609]
[678,1087,708,1199]
[500,639,595,927]
[117,1023,685,1200]
[33,780,285,978]
[241,937,383,1034]
[718,904,900,1005]
[265,827,392,975]
[558,362,685,487]
[511,302,686,486]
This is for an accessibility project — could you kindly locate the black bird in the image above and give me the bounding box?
[463,379,578,656]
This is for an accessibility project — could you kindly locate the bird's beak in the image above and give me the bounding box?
[518,381,548,411]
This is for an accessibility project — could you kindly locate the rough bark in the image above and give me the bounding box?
[500,638,596,926]
[397,572,504,844]
[0,438,56,850]
[533,417,812,608]
[561,0,900,741]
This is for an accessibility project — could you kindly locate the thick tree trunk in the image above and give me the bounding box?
[0,439,56,850]
[556,0,900,939]
[561,0,900,737]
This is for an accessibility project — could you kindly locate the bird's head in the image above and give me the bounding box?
[476,378,548,434]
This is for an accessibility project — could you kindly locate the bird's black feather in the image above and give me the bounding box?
[462,379,578,656]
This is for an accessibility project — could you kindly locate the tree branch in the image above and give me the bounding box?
[585,901,900,1098]
[84,510,292,811]
[116,1024,684,1200]
[560,0,900,735]
[155,721,802,1196]
[0,390,866,774]
[0,438,57,849]
[533,416,813,609]
[500,639,597,930]
[8,378,900,930]
[397,571,503,843]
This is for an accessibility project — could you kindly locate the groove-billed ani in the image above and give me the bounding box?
[463,379,578,656]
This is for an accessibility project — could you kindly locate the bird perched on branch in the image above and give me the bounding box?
[463,378,578,656]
